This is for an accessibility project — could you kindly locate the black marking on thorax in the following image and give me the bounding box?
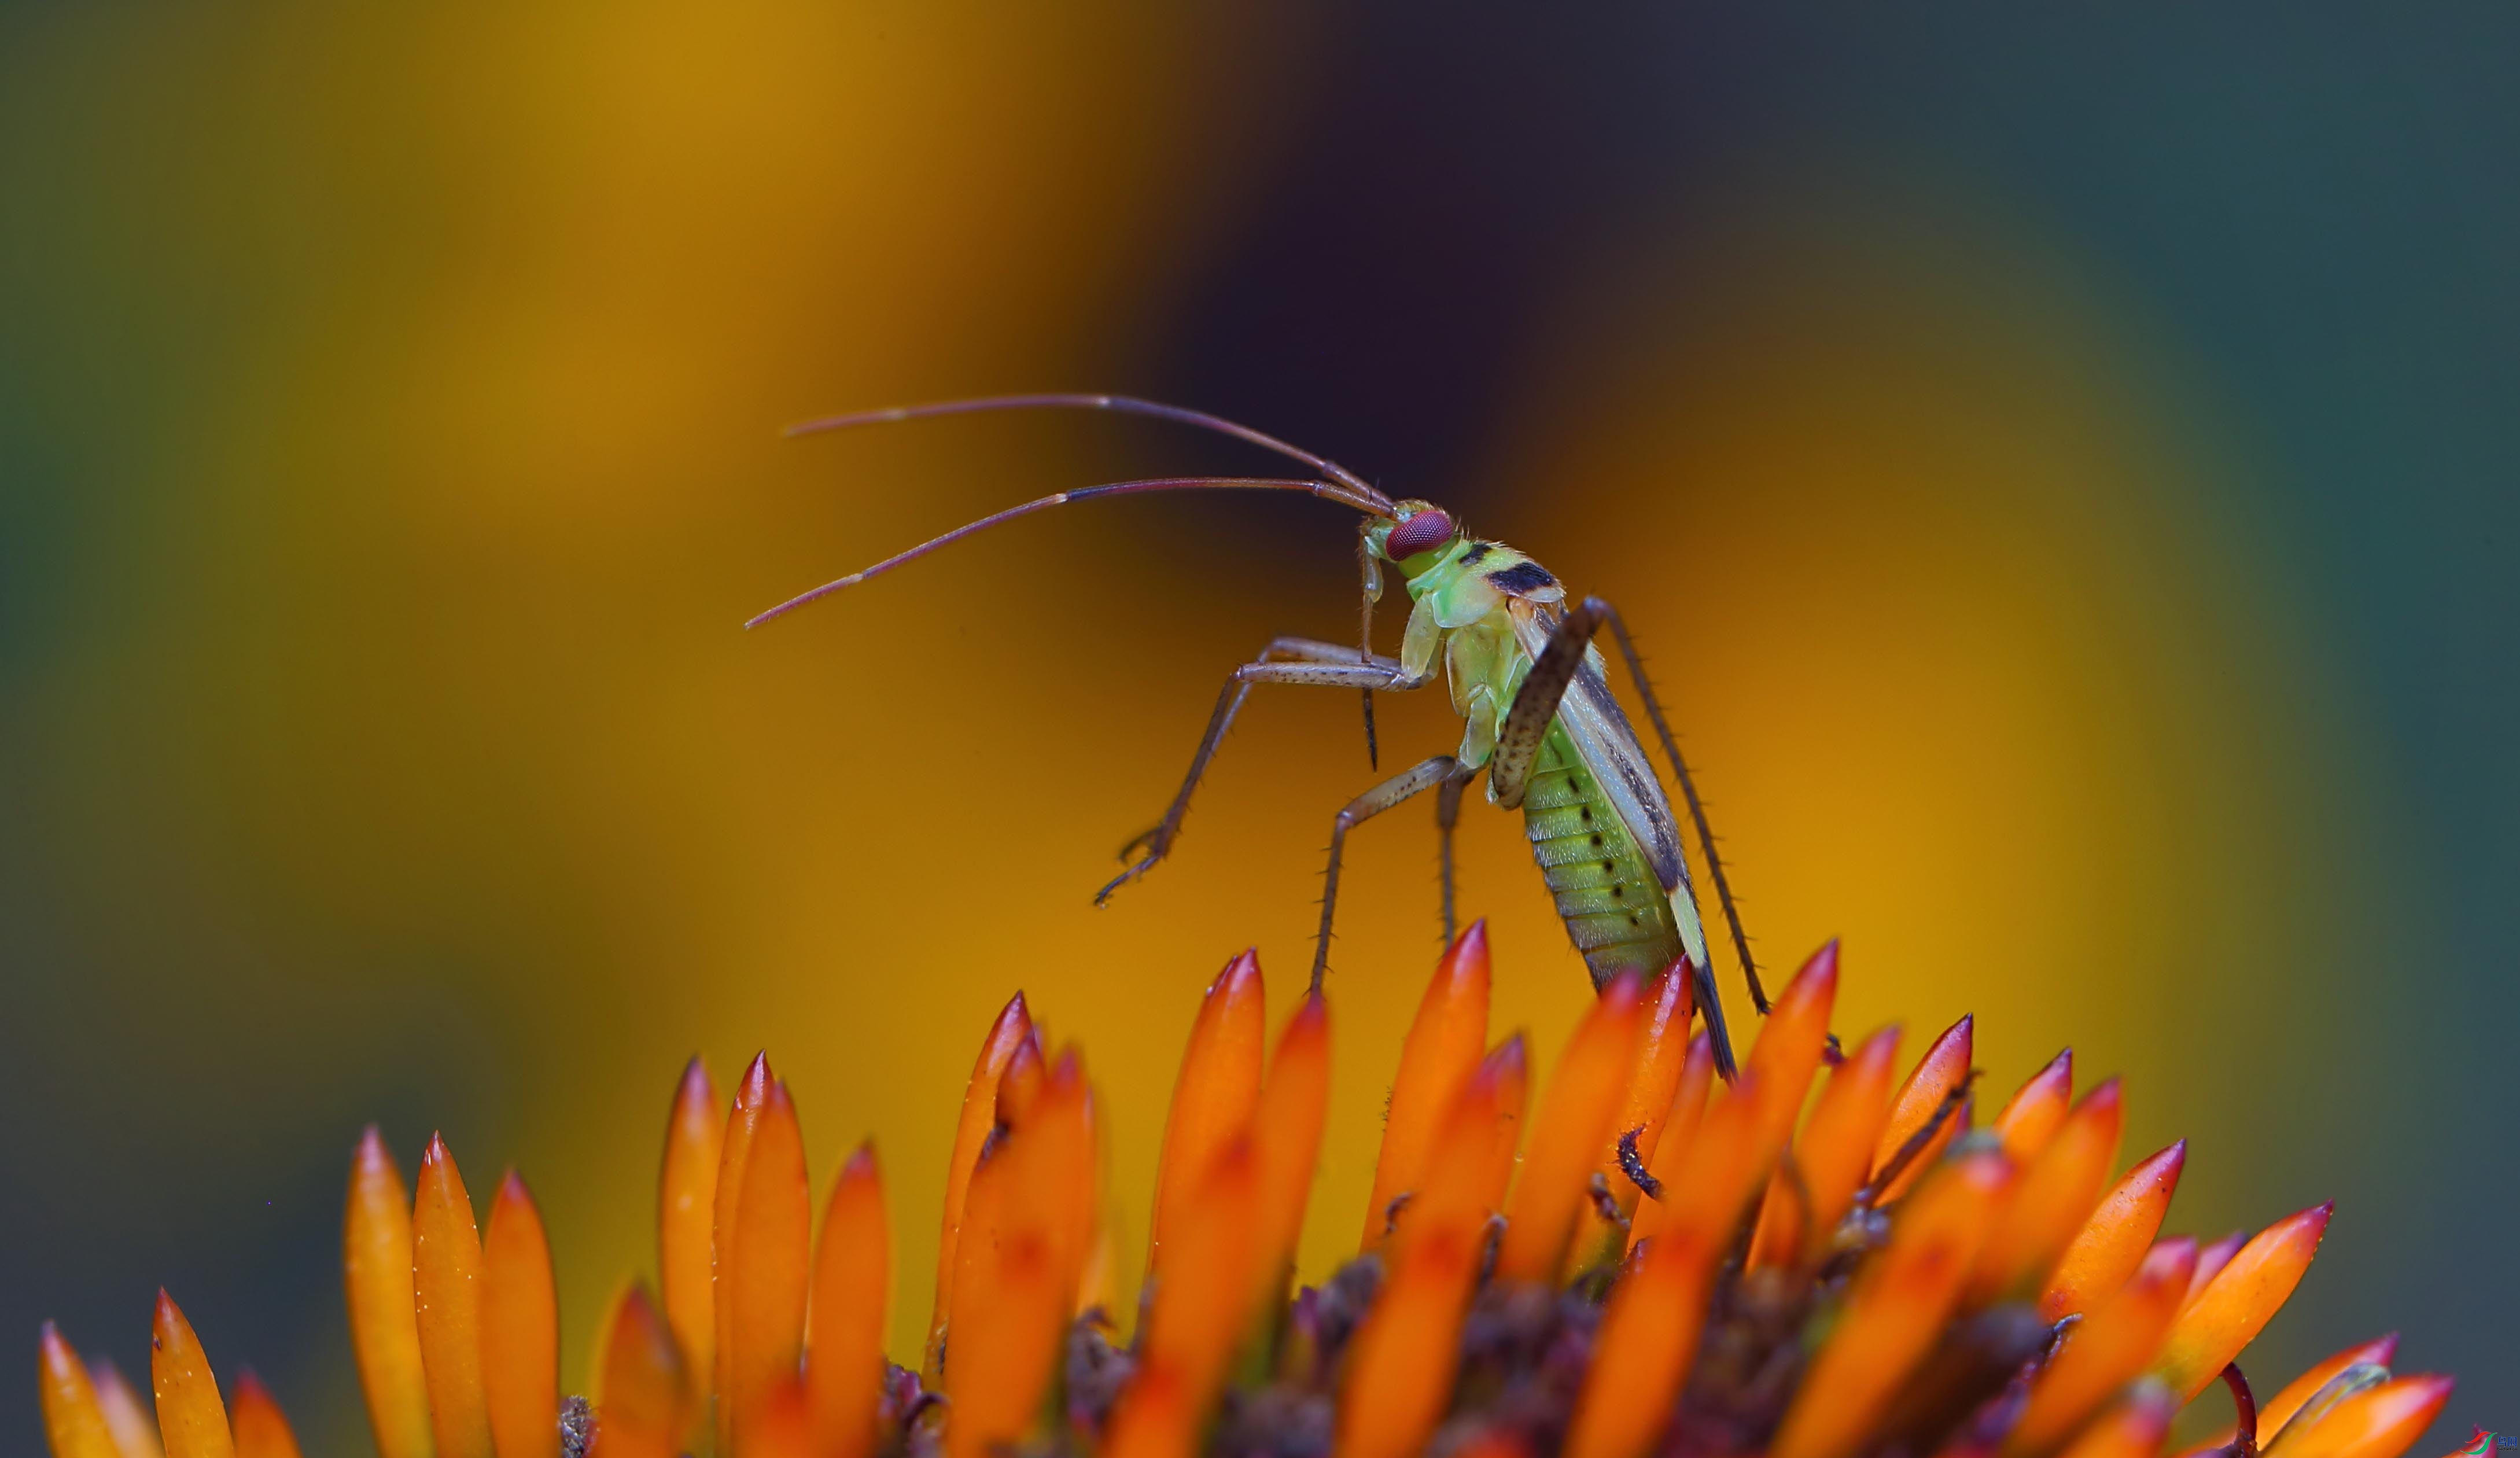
[1484,561,1556,595]
[1459,541,1496,567]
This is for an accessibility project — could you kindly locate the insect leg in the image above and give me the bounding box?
[1312,756,1462,992]
[1432,763,1481,945]
[1590,599,1768,1016]
[1100,640,1428,905]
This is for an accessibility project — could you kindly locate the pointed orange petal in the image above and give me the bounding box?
[2003,1238,2198,1456]
[1363,922,1492,1249]
[148,1292,234,1458]
[807,1145,890,1458]
[481,1172,559,1458]
[1029,1054,1101,1304]
[1971,1078,2125,1303]
[1596,962,1697,1216]
[230,1372,305,1458]
[2151,1202,2333,1400]
[1124,1134,1262,1448]
[1478,1035,1532,1202]
[1151,951,1267,1275]
[2189,1333,2400,1452]
[1335,1221,1481,1458]
[729,1080,813,1453]
[587,1284,688,1458]
[1993,1050,2075,1162]
[1595,993,1834,1452]
[2053,1384,2178,1458]
[414,1137,493,1458]
[2273,1374,2453,1458]
[1564,1234,1722,1458]
[1622,1034,1716,1251]
[940,1052,1091,1458]
[1253,991,1332,1299]
[2040,1140,2187,1321]
[1745,1165,1808,1275]
[2267,1334,2402,1439]
[1071,1065,1113,1327]
[712,1051,772,1448]
[945,1119,1013,1350]
[657,1058,723,1395]
[344,1128,434,1458]
[2182,1231,2248,1309]
[1771,1153,2013,1458]
[1498,973,1647,1282]
[38,1324,119,1458]
[1705,943,1843,1273]
[1752,1023,1903,1269]
[1870,1014,1974,1203]
[1390,1037,1528,1258]
[1744,942,1841,1150]
[90,1361,163,1458]
[1630,1067,1771,1255]
[940,1211,1067,1458]
[927,992,1033,1375]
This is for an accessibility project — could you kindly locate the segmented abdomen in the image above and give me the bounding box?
[1521,724,1685,989]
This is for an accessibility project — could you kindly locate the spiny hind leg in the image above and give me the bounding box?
[1099,639,1428,905]
[1312,755,1461,992]
[1432,762,1480,945]
[1587,598,1766,1015]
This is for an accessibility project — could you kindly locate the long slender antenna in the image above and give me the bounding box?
[784,393,1395,511]
[746,475,1390,628]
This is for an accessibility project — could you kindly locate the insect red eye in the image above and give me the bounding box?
[1386,509,1455,558]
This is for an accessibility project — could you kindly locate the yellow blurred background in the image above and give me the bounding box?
[5,3,2512,1451]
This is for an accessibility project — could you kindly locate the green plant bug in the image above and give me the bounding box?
[749,396,1768,1076]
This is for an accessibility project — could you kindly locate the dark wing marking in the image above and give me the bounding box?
[1486,561,1557,595]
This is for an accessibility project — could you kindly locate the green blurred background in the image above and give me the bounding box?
[4,3,2512,1451]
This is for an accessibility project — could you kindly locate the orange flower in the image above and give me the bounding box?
[38,925,2442,1458]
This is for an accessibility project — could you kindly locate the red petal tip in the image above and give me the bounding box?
[1213,948,1264,995]
[843,1142,878,1176]
[734,1054,772,1107]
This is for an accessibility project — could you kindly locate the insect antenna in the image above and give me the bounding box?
[784,393,1394,510]
[746,474,1392,628]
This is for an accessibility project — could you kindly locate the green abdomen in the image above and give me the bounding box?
[1521,724,1686,989]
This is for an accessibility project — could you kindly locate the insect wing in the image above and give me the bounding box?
[1510,602,1690,896]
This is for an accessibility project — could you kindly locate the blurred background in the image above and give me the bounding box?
[3,3,2513,1451]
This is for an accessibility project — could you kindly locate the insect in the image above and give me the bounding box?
[749,395,1769,1076]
